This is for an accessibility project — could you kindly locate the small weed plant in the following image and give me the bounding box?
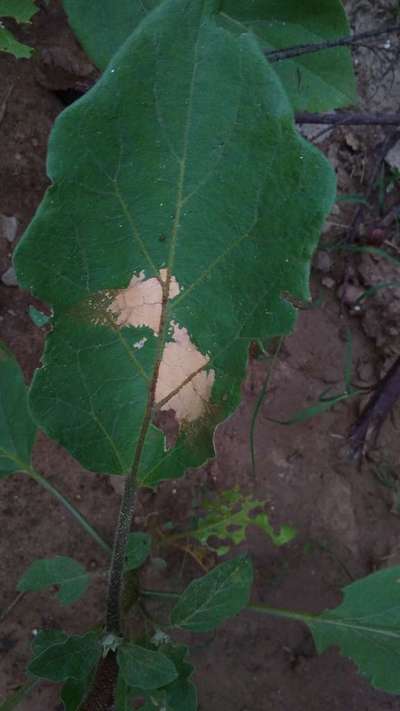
[2,1,400,709]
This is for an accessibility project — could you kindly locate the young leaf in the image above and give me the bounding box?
[186,488,295,554]
[28,305,50,328]
[125,532,151,571]
[17,555,89,605]
[62,0,356,111]
[308,565,400,694]
[117,643,178,690]
[28,631,101,682]
[15,0,335,483]
[171,555,253,632]
[0,0,38,23]
[0,341,36,475]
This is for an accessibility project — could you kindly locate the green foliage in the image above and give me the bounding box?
[0,0,38,22]
[61,0,356,111]
[0,0,38,58]
[125,532,151,571]
[117,642,178,690]
[309,565,400,694]
[28,630,101,682]
[0,341,36,475]
[171,555,253,632]
[187,488,295,556]
[17,556,89,605]
[15,0,335,483]
[7,0,399,705]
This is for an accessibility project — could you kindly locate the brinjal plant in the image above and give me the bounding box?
[2,1,400,709]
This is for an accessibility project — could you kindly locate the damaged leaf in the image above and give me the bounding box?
[179,488,295,556]
[15,0,335,481]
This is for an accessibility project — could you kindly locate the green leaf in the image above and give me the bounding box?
[33,629,68,656]
[125,532,151,571]
[17,555,89,605]
[171,555,253,632]
[187,488,295,554]
[62,0,355,111]
[117,643,178,690]
[61,677,92,711]
[62,0,160,71]
[0,0,38,22]
[28,631,101,682]
[308,565,400,694]
[0,341,36,475]
[218,0,357,111]
[15,0,335,482]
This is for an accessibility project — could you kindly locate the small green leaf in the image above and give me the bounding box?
[188,488,295,554]
[28,631,101,682]
[309,565,400,694]
[125,532,151,571]
[117,643,178,691]
[0,340,36,475]
[33,629,68,656]
[0,0,38,23]
[61,677,93,711]
[28,305,50,328]
[171,555,253,632]
[17,556,89,605]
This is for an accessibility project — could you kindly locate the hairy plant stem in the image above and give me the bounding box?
[27,466,111,555]
[105,276,171,636]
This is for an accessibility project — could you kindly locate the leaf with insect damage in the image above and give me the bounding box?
[15,0,335,482]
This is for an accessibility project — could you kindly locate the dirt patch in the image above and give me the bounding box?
[2,3,400,711]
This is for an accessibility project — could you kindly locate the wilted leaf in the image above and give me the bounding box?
[186,488,295,555]
[171,555,253,632]
[17,556,89,605]
[117,643,177,690]
[62,0,355,111]
[15,0,335,483]
[0,0,38,23]
[0,341,36,475]
[125,532,151,571]
[28,631,101,682]
[309,565,400,694]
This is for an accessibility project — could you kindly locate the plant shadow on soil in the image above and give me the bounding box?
[2,2,400,709]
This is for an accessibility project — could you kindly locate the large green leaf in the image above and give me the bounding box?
[0,341,36,475]
[15,0,335,481]
[309,565,400,694]
[28,631,101,682]
[62,0,355,111]
[17,555,89,605]
[117,643,177,690]
[171,555,253,632]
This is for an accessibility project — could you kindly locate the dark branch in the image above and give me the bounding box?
[295,112,400,126]
[265,25,400,63]
[348,356,400,459]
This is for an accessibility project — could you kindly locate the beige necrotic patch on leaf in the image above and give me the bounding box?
[110,270,215,425]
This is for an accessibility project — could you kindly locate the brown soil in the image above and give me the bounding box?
[2,2,400,710]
